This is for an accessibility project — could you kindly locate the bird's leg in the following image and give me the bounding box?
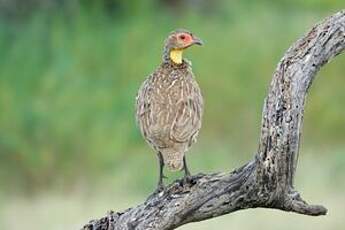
[156,152,167,192]
[182,156,192,184]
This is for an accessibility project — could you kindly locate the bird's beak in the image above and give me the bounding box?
[192,36,204,46]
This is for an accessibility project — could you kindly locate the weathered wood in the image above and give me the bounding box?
[82,10,345,230]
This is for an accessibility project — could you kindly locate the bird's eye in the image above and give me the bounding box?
[179,35,186,40]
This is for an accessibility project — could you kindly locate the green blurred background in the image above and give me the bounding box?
[0,0,344,229]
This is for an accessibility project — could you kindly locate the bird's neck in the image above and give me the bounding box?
[162,44,184,64]
[169,49,183,64]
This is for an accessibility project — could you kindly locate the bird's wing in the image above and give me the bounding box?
[135,76,153,137]
[170,78,203,145]
[135,72,168,149]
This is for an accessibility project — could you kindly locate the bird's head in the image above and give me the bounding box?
[163,29,203,64]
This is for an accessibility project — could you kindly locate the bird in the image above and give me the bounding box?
[135,29,204,191]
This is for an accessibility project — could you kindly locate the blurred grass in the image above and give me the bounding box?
[0,0,344,229]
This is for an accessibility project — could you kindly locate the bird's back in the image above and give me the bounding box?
[136,61,203,171]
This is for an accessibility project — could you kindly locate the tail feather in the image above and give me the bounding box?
[160,149,184,171]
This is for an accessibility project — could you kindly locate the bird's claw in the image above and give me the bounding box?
[147,184,166,201]
[179,175,195,188]
[183,176,192,184]
[155,183,166,194]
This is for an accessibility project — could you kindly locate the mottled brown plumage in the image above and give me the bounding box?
[135,29,204,190]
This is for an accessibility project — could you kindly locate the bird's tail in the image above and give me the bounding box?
[161,149,184,171]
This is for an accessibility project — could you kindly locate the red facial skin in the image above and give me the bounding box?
[177,33,194,48]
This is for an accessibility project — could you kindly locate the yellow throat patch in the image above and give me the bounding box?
[170,49,183,64]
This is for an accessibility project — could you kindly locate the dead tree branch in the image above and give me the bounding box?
[82,10,345,230]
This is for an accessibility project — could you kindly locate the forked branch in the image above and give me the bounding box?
[82,10,345,230]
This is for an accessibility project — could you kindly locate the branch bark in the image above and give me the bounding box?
[82,10,345,230]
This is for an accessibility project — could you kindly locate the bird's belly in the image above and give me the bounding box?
[148,100,182,143]
[146,88,200,146]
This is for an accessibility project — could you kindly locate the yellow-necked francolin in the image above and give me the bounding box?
[135,29,204,191]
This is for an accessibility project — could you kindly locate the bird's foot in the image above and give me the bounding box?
[180,174,196,188]
[147,183,166,201]
[183,175,192,184]
[153,171,167,195]
[146,184,166,201]
[155,182,166,194]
